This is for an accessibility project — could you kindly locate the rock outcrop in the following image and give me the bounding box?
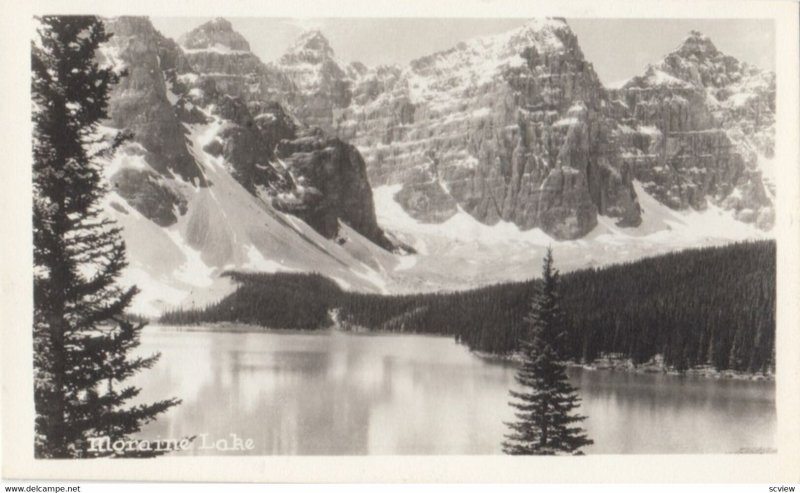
[274,128,396,250]
[100,16,205,226]
[610,31,774,229]
[330,19,640,239]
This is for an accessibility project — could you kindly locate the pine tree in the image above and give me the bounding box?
[32,16,179,458]
[502,248,593,455]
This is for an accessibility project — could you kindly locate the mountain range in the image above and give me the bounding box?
[94,17,774,314]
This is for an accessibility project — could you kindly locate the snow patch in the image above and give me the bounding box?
[177,73,200,84]
[394,254,418,272]
[554,116,579,127]
[373,184,553,246]
[637,125,661,137]
[164,229,216,288]
[182,44,249,55]
[646,68,694,88]
[97,44,124,72]
[606,78,630,89]
[243,245,296,273]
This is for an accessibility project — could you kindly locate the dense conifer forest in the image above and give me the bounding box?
[160,240,775,373]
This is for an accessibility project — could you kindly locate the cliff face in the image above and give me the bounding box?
[332,19,642,239]
[99,17,205,226]
[101,17,775,245]
[274,30,357,132]
[170,18,296,108]
[174,19,397,250]
[275,129,396,251]
[272,21,774,238]
[610,31,774,229]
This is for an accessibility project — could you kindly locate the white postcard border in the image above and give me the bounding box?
[2,0,798,483]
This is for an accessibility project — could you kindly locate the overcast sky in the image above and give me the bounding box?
[150,17,775,85]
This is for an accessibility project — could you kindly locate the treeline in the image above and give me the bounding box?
[160,241,776,373]
[160,272,342,329]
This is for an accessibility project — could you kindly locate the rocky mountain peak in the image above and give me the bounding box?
[610,29,775,230]
[504,17,571,52]
[675,30,719,58]
[273,28,352,130]
[208,17,233,29]
[281,29,336,64]
[179,17,251,52]
[103,16,160,38]
[406,17,579,94]
[625,31,753,91]
[514,17,570,37]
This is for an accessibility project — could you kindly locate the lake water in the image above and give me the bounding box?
[132,325,776,455]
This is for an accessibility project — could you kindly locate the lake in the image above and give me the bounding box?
[132,325,776,455]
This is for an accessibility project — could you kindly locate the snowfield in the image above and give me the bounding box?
[367,181,768,293]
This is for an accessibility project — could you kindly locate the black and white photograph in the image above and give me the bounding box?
[3,0,800,485]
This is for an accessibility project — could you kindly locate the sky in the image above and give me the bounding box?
[150,17,775,85]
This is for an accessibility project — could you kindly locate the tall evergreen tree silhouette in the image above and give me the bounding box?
[503,248,592,455]
[32,16,179,458]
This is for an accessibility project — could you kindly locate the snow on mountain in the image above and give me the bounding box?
[326,22,774,237]
[92,17,774,315]
[406,18,570,102]
[101,116,403,315]
[97,17,407,315]
[368,180,767,292]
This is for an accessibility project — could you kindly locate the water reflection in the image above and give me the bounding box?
[132,326,775,455]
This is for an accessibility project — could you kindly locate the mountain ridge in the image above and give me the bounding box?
[94,16,773,314]
[322,19,775,235]
[98,16,412,314]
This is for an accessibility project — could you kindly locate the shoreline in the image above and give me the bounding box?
[472,351,775,382]
[149,322,325,335]
[152,322,774,381]
[151,322,454,339]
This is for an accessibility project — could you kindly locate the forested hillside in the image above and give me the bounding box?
[160,241,775,372]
